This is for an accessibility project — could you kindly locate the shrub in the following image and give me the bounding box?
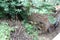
[0,0,57,19]
[0,22,14,40]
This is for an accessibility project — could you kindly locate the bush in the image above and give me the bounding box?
[0,22,14,40]
[0,0,57,19]
[0,0,28,19]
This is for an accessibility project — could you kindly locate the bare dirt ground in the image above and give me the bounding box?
[38,25,60,40]
[0,19,60,40]
[10,20,60,40]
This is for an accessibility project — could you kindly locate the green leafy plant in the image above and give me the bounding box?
[17,0,60,40]
[0,0,60,40]
[0,0,59,22]
[48,16,56,24]
[22,20,38,40]
[0,22,14,40]
[0,0,31,19]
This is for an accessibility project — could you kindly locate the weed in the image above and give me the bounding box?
[22,20,38,40]
[0,22,14,40]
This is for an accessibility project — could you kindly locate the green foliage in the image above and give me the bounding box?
[48,16,56,24]
[0,0,56,18]
[45,0,60,5]
[0,0,31,19]
[0,22,14,40]
[21,0,60,40]
[22,20,38,40]
[22,20,37,34]
[0,0,60,40]
[29,0,55,15]
[0,0,59,21]
[0,0,28,19]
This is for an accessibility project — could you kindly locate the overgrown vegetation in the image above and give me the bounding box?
[0,22,14,40]
[0,0,59,21]
[0,0,60,40]
[0,0,59,20]
[22,20,38,40]
[0,0,57,18]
